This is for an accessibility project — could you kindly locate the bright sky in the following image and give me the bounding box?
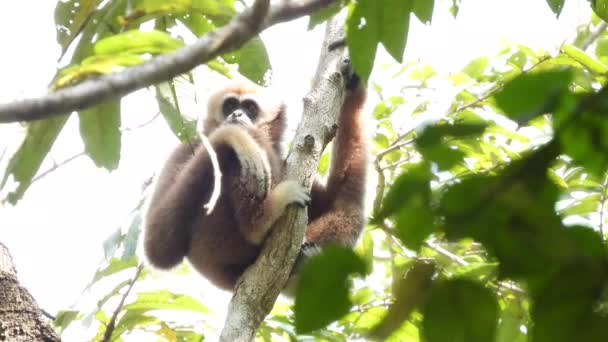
[0,0,593,338]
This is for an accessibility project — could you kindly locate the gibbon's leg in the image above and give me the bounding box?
[144,142,223,269]
[304,59,368,248]
[145,125,267,269]
[242,180,311,245]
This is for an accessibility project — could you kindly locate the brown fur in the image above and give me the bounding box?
[144,79,367,291]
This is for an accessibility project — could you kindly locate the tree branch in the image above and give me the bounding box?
[101,264,143,342]
[0,0,337,123]
[219,13,349,342]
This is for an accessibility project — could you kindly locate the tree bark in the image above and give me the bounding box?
[219,12,350,342]
[0,243,60,342]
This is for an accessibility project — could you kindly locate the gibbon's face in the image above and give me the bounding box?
[219,95,259,127]
[204,82,283,134]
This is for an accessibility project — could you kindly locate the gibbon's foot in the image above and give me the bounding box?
[327,37,360,90]
[274,180,311,208]
[301,241,322,257]
[290,242,322,277]
[340,57,360,91]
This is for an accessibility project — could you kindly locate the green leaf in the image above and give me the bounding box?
[54,0,104,52]
[558,111,608,177]
[377,162,432,220]
[92,257,137,284]
[462,57,488,80]
[155,81,197,142]
[123,291,209,313]
[0,116,69,204]
[422,279,498,342]
[122,215,142,260]
[369,260,435,340]
[546,0,565,17]
[103,227,123,259]
[54,310,81,333]
[124,0,235,25]
[496,301,527,342]
[531,260,608,342]
[394,197,435,250]
[412,0,434,23]
[110,311,158,341]
[222,37,271,84]
[561,44,608,75]
[78,100,121,170]
[295,246,369,334]
[559,193,601,217]
[416,123,486,170]
[94,30,184,55]
[494,69,572,124]
[590,0,608,22]
[347,0,380,81]
[380,0,412,63]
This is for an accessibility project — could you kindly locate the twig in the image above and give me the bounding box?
[579,22,608,51]
[101,264,144,342]
[598,174,608,241]
[380,156,413,171]
[376,138,415,162]
[120,111,161,131]
[30,152,86,184]
[0,0,337,123]
[424,240,525,294]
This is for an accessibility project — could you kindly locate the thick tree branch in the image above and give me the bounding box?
[0,0,336,123]
[219,13,349,342]
[0,243,60,341]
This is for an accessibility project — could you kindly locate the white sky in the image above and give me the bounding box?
[0,0,593,338]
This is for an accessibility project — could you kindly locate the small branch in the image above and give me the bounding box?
[376,138,415,162]
[598,174,608,241]
[579,22,608,51]
[424,240,525,295]
[0,0,337,123]
[219,13,349,342]
[101,264,144,342]
[120,111,161,131]
[30,152,86,184]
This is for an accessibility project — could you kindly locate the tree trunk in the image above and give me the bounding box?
[219,12,350,341]
[0,242,60,342]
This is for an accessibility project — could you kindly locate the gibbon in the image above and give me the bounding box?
[144,60,367,291]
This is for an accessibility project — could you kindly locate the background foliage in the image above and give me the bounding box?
[3,0,608,341]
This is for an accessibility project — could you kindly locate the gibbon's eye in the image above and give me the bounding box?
[241,99,259,119]
[222,97,240,116]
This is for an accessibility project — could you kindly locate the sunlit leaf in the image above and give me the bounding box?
[494,69,572,124]
[78,100,121,170]
[0,116,69,204]
[590,0,608,22]
[94,30,184,55]
[54,0,104,52]
[155,81,197,142]
[124,291,210,313]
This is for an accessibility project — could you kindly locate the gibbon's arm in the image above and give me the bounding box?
[305,78,367,246]
[213,126,311,245]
